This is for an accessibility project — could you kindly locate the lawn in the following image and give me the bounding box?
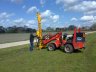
[0,33,96,72]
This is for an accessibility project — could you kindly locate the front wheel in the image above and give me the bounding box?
[47,43,55,51]
[64,44,74,53]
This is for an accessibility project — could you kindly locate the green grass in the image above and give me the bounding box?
[0,33,96,72]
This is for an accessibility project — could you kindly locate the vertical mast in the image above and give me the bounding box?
[36,12,43,49]
[37,12,42,39]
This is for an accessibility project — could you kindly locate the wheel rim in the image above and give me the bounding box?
[48,46,53,50]
[65,46,70,52]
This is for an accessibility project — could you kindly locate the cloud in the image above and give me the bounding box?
[13,18,26,26]
[56,0,96,14]
[69,1,96,14]
[27,20,36,24]
[41,10,52,18]
[27,6,39,14]
[0,12,14,19]
[80,15,96,25]
[80,15,94,21]
[25,20,37,28]
[13,18,24,23]
[25,20,36,28]
[71,17,78,21]
[0,12,14,26]
[41,10,60,23]
[0,12,14,27]
[56,0,78,5]
[0,12,37,28]
[50,15,59,22]
[41,19,47,23]
[13,18,36,27]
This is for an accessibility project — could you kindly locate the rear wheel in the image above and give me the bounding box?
[64,44,74,53]
[47,43,55,51]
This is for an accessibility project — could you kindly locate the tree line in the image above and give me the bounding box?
[0,26,36,33]
[0,23,96,33]
[45,23,96,32]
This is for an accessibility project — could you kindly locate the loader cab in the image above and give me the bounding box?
[76,32,85,42]
[64,32,85,43]
[63,31,85,53]
[72,31,85,49]
[63,33,68,40]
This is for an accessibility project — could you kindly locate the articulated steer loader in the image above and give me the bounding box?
[43,28,85,53]
[35,12,85,53]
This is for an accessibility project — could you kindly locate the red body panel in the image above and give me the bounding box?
[54,39,61,48]
[73,42,85,49]
[42,32,62,46]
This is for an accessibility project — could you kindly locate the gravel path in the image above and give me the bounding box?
[0,31,96,49]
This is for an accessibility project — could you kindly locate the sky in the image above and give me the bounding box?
[0,0,96,29]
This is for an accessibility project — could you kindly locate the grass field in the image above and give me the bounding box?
[0,33,96,72]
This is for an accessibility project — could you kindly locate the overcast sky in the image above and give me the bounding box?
[0,0,96,29]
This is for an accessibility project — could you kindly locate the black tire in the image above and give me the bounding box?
[47,43,55,51]
[64,44,74,53]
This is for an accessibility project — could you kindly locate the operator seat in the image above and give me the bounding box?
[63,33,67,40]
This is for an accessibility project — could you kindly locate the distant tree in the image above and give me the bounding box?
[0,26,6,33]
[55,27,66,32]
[68,25,76,30]
[16,27,25,33]
[90,23,96,30]
[46,27,54,32]
[56,28,60,32]
[6,26,36,33]
[81,26,90,31]
[26,28,36,33]
[6,26,17,33]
